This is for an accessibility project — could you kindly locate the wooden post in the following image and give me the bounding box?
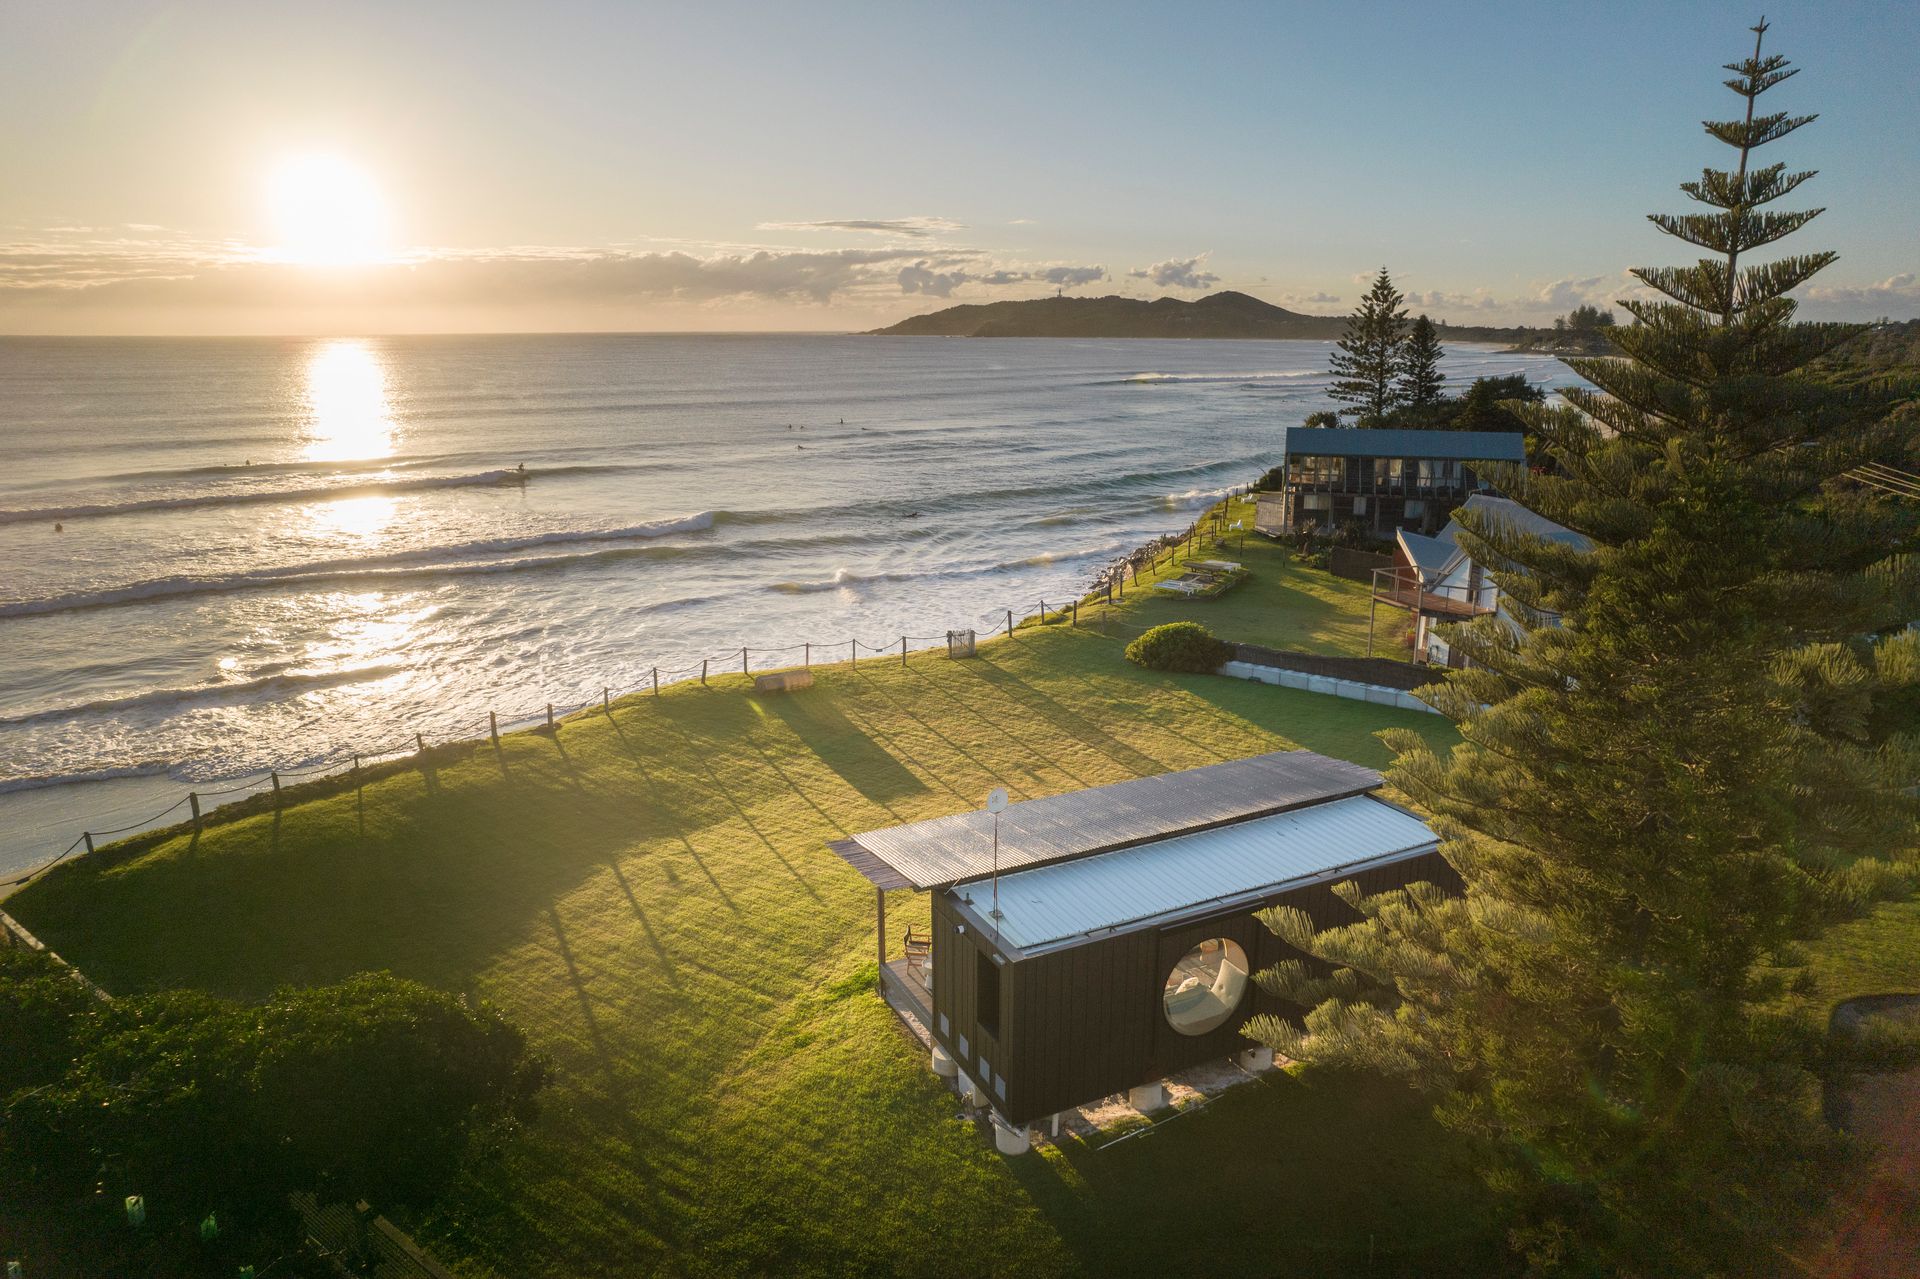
[352,752,361,780]
[83,832,94,855]
[851,640,857,667]
[876,887,887,971]
[1005,609,1014,638]
[700,658,708,685]
[270,770,282,808]
[417,732,427,755]
[900,636,907,667]
[546,704,555,730]
[1367,595,1378,658]
[652,667,659,696]
[489,711,499,747]
[742,647,749,675]
[1072,599,1078,627]
[603,687,611,714]
[189,791,202,832]
[804,642,811,667]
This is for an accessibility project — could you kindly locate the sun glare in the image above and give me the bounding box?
[302,339,397,461]
[268,153,389,265]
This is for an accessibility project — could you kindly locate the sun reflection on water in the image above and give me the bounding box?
[308,493,398,541]
[302,340,396,461]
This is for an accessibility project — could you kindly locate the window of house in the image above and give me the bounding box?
[1373,458,1404,486]
[1405,499,1426,518]
[1302,493,1331,511]
[1351,496,1368,516]
[976,950,1001,1039]
[1162,938,1250,1036]
[1293,455,1344,485]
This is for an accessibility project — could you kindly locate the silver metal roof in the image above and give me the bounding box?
[830,750,1381,891]
[966,794,1438,951]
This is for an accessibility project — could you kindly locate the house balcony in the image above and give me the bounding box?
[1369,567,1496,619]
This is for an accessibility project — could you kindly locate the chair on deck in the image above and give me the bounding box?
[903,925,932,979]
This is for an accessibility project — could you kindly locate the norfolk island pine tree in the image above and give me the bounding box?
[1244,21,1920,1276]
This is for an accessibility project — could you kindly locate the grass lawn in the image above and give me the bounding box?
[6,622,1502,1279]
[1082,495,1394,657]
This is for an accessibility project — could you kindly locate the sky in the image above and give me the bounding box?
[2,0,1916,335]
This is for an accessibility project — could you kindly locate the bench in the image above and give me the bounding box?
[753,668,815,693]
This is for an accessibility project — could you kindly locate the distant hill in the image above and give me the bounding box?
[866,289,1604,350]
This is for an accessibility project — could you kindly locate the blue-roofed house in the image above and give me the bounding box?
[1254,427,1528,538]
[825,751,1453,1150]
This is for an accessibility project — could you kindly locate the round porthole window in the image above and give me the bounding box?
[1162,937,1250,1036]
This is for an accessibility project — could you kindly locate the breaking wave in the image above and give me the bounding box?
[0,512,716,618]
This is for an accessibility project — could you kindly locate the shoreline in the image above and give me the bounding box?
[1,485,1255,888]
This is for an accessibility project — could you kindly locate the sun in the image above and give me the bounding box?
[267,153,389,266]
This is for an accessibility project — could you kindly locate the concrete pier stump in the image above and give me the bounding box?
[1237,1046,1275,1073]
[992,1114,1032,1156]
[930,1044,958,1078]
[1127,1081,1166,1111]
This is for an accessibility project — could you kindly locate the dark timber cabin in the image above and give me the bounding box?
[827,750,1455,1150]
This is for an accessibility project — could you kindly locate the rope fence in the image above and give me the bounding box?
[5,498,1255,887]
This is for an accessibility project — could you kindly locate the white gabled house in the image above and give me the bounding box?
[1380,494,1591,668]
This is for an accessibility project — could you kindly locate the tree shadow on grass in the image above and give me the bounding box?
[956,651,1173,778]
[761,690,929,809]
[1007,1069,1513,1279]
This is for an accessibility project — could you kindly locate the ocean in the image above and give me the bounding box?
[0,333,1576,876]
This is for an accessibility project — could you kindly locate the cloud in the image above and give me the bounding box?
[0,225,1112,330]
[1130,254,1219,291]
[1284,291,1341,307]
[1036,265,1105,288]
[1804,272,1920,310]
[896,260,1106,297]
[757,216,963,239]
[897,263,974,297]
[1008,218,1036,225]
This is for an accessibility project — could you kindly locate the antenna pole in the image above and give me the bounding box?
[990,811,1001,924]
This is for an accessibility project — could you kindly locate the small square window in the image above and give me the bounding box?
[956,1033,969,1060]
[938,1013,949,1036]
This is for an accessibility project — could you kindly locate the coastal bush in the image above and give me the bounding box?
[1,969,546,1267]
[1125,621,1231,673]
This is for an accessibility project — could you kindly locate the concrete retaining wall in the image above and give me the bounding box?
[1217,660,1443,715]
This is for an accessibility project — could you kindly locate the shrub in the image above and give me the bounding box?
[1125,622,1231,673]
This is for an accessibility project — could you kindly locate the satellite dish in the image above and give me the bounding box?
[986,787,1008,814]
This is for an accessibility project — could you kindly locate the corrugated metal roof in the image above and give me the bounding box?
[1396,529,1460,579]
[967,795,1438,951]
[1285,428,1527,462]
[837,750,1381,891]
[1453,494,1592,550]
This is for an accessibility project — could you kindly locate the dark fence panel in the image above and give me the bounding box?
[1327,546,1395,582]
[1228,643,1442,692]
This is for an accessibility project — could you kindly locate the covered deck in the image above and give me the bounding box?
[878,956,933,1041]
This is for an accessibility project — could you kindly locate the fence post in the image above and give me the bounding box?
[416,732,427,755]
[900,636,907,667]
[851,640,857,667]
[352,752,361,781]
[490,711,499,746]
[701,658,708,685]
[804,642,810,668]
[652,667,659,696]
[603,687,611,715]
[742,647,749,675]
[546,704,555,731]
[1005,609,1014,638]
[189,791,202,832]
[271,770,282,808]
[1040,599,1047,624]
[83,832,94,855]
[1072,599,1078,627]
